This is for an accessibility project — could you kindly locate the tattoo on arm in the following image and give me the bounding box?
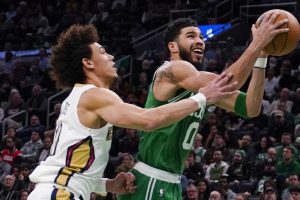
[155,68,176,86]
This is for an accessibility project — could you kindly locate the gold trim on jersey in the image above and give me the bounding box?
[55,136,95,186]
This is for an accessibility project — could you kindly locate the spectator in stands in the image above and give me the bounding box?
[115,153,135,174]
[262,186,278,200]
[184,182,199,200]
[205,149,229,183]
[0,175,19,200]
[239,134,256,166]
[48,102,61,130]
[204,125,220,149]
[20,130,43,164]
[25,84,48,123]
[291,87,300,115]
[268,110,294,144]
[0,127,23,150]
[288,185,300,200]
[234,194,248,200]
[196,179,210,200]
[204,131,233,165]
[36,136,52,164]
[25,64,43,86]
[269,87,294,114]
[1,136,21,166]
[19,188,29,200]
[254,136,273,166]
[209,191,222,200]
[193,133,206,164]
[36,48,49,73]
[3,89,25,129]
[183,150,204,181]
[277,59,298,91]
[275,132,298,162]
[17,115,45,142]
[0,153,11,183]
[218,174,236,200]
[115,128,139,157]
[264,67,278,101]
[276,146,300,179]
[281,174,299,200]
[227,150,251,186]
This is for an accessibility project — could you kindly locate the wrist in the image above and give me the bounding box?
[189,93,206,109]
[254,57,267,69]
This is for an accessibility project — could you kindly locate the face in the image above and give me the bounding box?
[283,148,292,160]
[233,152,243,162]
[4,175,15,188]
[282,135,291,145]
[89,42,117,80]
[5,138,15,149]
[289,175,299,186]
[290,192,300,200]
[176,26,205,67]
[241,135,251,146]
[264,191,277,200]
[30,115,40,126]
[235,195,245,200]
[31,131,40,142]
[213,150,222,162]
[209,191,221,200]
[267,149,277,160]
[20,191,29,200]
[43,137,52,149]
[6,128,15,137]
[260,137,267,148]
[186,184,199,199]
[198,181,207,193]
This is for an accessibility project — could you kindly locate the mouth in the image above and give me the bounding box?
[191,47,204,56]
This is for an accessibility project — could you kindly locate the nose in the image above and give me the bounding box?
[108,54,114,61]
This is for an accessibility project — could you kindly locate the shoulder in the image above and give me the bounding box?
[80,87,122,110]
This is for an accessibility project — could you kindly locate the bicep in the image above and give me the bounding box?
[97,101,148,130]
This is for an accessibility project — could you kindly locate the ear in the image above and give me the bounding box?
[82,58,94,69]
[168,42,178,54]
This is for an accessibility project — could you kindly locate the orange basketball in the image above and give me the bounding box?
[255,9,300,56]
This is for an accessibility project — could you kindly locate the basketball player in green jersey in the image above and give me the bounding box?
[118,13,289,200]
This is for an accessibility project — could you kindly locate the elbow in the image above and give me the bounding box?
[144,120,159,131]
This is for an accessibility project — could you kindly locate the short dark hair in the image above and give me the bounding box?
[164,18,197,55]
[289,185,300,193]
[51,24,99,87]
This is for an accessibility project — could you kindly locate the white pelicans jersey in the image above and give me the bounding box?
[30,84,113,200]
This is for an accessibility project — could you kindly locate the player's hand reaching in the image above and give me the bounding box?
[107,172,137,194]
[198,72,238,105]
[251,11,289,50]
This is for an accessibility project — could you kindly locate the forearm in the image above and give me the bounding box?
[224,44,261,88]
[245,68,265,117]
[143,96,204,131]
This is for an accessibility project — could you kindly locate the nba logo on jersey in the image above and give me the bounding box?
[106,127,113,140]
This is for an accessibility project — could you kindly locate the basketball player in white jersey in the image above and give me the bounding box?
[28,24,238,200]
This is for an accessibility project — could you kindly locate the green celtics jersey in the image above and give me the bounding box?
[137,74,205,174]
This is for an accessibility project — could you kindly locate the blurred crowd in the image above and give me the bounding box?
[0,0,300,200]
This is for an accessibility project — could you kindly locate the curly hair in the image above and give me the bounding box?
[163,18,197,55]
[50,24,99,87]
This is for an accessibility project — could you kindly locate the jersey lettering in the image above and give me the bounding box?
[182,122,199,150]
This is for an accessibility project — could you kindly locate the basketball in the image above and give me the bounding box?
[255,9,300,56]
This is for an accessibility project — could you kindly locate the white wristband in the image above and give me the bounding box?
[254,57,267,69]
[189,93,206,109]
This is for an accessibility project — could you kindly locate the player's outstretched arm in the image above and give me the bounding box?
[223,11,288,88]
[83,73,238,131]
